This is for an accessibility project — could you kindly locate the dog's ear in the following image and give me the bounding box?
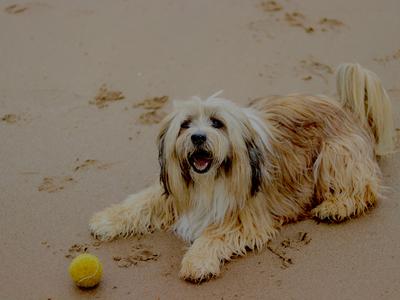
[157,119,172,196]
[245,139,263,196]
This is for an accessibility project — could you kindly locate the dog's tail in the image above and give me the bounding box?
[336,63,395,156]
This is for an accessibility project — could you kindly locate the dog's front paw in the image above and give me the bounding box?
[311,200,349,222]
[179,253,221,283]
[89,208,123,241]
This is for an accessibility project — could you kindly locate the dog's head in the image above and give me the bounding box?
[157,95,267,204]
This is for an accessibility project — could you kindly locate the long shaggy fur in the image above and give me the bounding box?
[336,63,395,155]
[89,63,394,282]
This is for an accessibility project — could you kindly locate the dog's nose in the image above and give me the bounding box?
[191,133,207,145]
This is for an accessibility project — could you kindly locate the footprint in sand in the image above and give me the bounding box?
[1,114,19,124]
[318,17,345,31]
[64,241,102,259]
[255,1,344,34]
[73,159,115,172]
[113,244,159,268]
[138,110,168,125]
[1,113,31,125]
[296,56,334,84]
[374,49,400,65]
[267,231,312,269]
[133,96,169,125]
[4,4,28,14]
[284,12,344,33]
[38,176,75,193]
[38,159,115,193]
[133,96,168,110]
[260,1,283,12]
[284,12,315,33]
[90,84,125,108]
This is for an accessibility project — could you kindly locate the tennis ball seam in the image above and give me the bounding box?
[69,254,102,288]
[76,260,100,285]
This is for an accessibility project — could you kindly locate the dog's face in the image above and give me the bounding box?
[174,105,230,175]
[157,96,266,203]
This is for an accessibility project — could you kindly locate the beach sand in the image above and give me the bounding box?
[0,0,399,299]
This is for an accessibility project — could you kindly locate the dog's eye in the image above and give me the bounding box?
[210,117,224,129]
[181,120,191,129]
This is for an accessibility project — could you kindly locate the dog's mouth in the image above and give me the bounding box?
[188,150,213,174]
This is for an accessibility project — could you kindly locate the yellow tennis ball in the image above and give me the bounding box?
[68,253,103,288]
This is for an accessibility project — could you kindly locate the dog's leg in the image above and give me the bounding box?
[89,183,175,241]
[179,203,276,282]
[311,140,381,221]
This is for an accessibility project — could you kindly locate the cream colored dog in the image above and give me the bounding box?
[89,63,394,282]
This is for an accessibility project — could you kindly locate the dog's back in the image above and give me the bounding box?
[248,64,394,222]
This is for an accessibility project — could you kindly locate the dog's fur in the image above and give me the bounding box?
[89,63,395,282]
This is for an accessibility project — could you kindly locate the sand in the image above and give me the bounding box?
[0,0,399,299]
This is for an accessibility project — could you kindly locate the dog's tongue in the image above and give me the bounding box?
[193,157,210,171]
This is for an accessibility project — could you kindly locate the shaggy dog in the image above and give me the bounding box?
[89,63,395,282]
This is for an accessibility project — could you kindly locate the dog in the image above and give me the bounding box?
[89,63,395,282]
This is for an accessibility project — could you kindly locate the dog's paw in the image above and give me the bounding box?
[311,201,350,222]
[179,253,221,283]
[89,209,122,241]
